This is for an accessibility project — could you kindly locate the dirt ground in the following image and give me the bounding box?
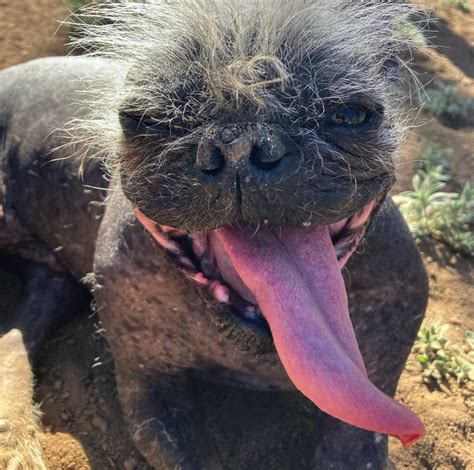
[0,0,69,70]
[0,1,472,469]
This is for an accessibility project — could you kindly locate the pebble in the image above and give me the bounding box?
[124,459,137,470]
[60,412,70,422]
[0,419,10,432]
[91,416,108,433]
[54,380,63,390]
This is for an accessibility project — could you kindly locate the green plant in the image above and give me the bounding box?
[440,0,472,13]
[418,139,452,173]
[414,321,474,386]
[421,81,471,120]
[394,142,474,255]
[395,20,428,47]
[64,0,90,11]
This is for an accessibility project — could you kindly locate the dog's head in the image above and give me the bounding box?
[111,1,410,231]
[76,0,425,447]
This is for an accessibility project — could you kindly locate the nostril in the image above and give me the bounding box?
[197,145,226,176]
[249,145,282,171]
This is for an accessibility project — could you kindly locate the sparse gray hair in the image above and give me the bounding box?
[67,0,425,173]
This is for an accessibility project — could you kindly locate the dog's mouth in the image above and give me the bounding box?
[135,201,375,329]
[135,199,424,448]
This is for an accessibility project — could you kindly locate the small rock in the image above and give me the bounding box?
[54,380,63,390]
[60,412,70,422]
[91,416,108,433]
[0,419,10,432]
[124,458,137,470]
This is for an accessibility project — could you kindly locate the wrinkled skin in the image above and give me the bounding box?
[0,58,428,469]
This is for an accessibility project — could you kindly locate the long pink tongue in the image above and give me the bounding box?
[214,226,424,447]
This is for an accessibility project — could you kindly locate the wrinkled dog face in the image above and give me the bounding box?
[74,0,420,342]
[73,1,428,443]
[73,0,421,345]
[78,0,416,232]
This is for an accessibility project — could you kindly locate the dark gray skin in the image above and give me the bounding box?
[0,57,428,470]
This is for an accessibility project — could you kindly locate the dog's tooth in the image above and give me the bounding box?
[211,282,230,303]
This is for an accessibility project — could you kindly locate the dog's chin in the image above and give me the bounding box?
[134,196,380,343]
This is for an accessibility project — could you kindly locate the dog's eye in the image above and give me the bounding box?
[120,111,172,135]
[328,105,371,126]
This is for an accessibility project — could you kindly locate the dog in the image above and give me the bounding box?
[0,1,428,468]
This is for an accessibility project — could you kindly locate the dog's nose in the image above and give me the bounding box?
[196,143,226,176]
[196,126,296,178]
[248,140,285,171]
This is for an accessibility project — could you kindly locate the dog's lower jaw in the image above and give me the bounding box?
[134,196,380,328]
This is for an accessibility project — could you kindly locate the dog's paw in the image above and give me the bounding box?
[0,329,46,470]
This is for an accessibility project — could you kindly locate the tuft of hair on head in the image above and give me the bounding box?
[66,0,427,171]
